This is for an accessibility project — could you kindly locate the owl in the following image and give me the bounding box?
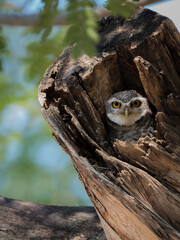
[105,90,154,142]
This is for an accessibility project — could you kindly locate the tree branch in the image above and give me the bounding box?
[0,0,165,26]
[0,196,106,239]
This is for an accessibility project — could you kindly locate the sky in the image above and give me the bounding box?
[148,0,180,30]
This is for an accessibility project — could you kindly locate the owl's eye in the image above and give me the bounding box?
[112,101,121,108]
[131,100,141,108]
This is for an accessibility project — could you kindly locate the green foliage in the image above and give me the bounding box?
[35,0,139,59]
[23,26,68,81]
[0,23,91,206]
[65,0,99,58]
[0,0,142,206]
[105,0,137,18]
[0,27,7,71]
[38,0,59,41]
[24,0,139,60]
[0,74,24,110]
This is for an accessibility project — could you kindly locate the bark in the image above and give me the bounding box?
[38,8,180,240]
[0,196,105,240]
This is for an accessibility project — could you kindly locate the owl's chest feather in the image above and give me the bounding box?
[107,114,154,143]
[107,112,143,126]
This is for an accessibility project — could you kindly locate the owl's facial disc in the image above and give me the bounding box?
[106,97,147,126]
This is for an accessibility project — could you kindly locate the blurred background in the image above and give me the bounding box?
[0,0,179,206]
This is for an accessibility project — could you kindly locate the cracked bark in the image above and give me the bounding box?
[38,8,180,240]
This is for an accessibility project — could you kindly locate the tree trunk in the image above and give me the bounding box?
[38,8,180,240]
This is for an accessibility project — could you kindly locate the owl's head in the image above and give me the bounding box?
[105,90,151,126]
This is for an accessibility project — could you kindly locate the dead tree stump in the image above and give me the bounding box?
[38,8,180,240]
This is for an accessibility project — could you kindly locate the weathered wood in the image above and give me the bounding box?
[38,8,180,240]
[0,196,106,240]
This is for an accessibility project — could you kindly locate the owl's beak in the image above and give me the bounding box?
[124,109,129,118]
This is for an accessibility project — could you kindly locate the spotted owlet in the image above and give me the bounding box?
[105,90,154,142]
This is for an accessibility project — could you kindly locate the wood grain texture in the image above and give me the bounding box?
[38,8,180,240]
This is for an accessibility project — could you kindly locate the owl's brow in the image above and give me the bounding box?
[130,97,145,102]
[109,98,122,103]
